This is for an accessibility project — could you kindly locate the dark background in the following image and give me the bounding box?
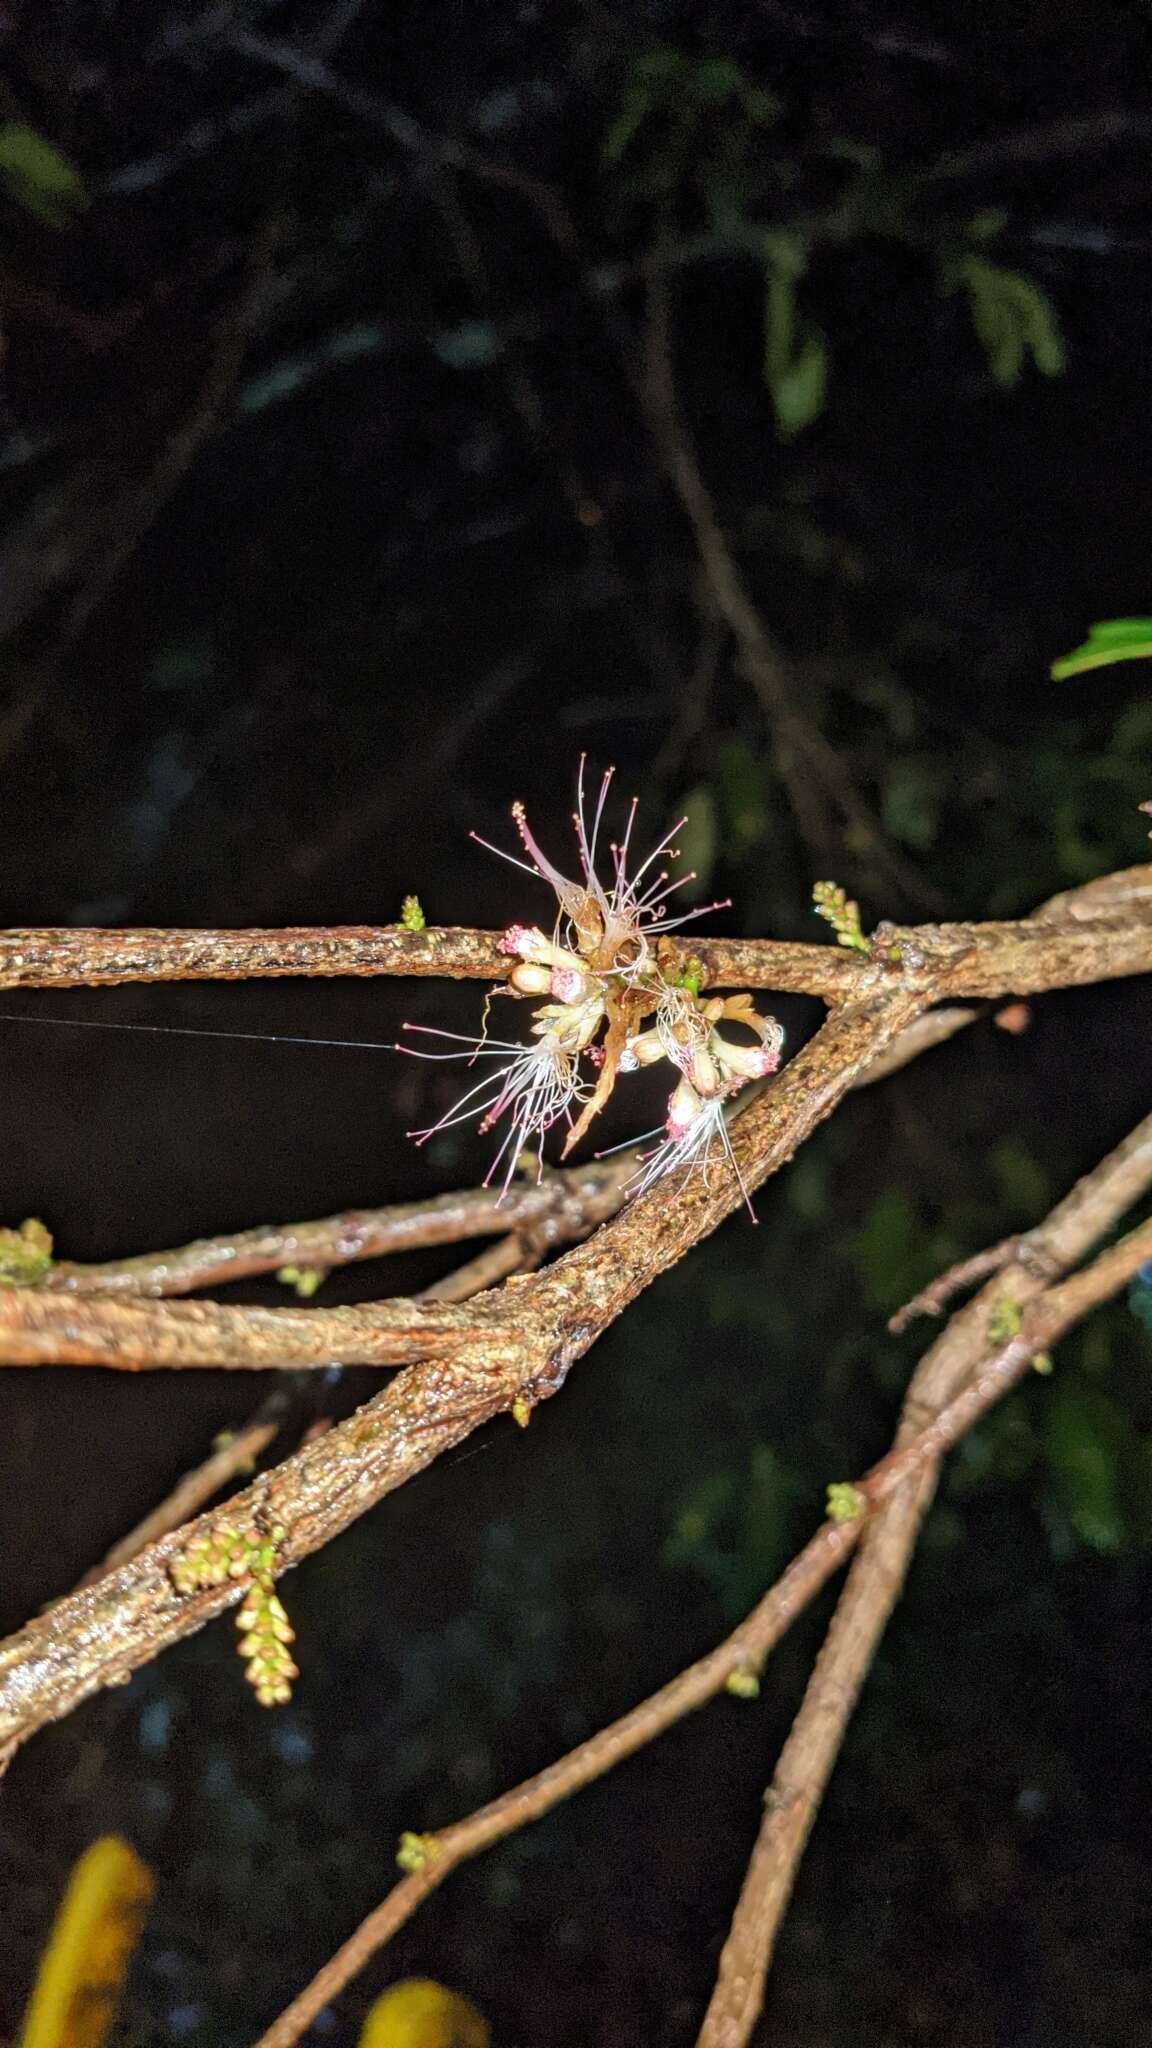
[2,4,1152,2044]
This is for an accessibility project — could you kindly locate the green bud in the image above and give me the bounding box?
[826,1482,868,1524]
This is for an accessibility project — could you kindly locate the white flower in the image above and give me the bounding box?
[710,1031,782,1083]
[399,1024,590,1196]
[476,758,730,980]
[626,1077,756,1217]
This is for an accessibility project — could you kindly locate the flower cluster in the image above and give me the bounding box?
[401,762,784,1209]
[170,1518,298,1707]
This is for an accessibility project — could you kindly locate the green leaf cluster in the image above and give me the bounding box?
[0,1217,54,1287]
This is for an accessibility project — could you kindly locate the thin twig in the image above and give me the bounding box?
[79,1213,556,1587]
[35,1018,969,1302]
[693,1113,1152,2047]
[78,1415,284,1588]
[641,254,945,911]
[256,1184,1152,2048]
[888,1235,1022,1331]
[42,1157,636,1298]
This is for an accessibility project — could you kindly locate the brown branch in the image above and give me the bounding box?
[0,1290,483,1370]
[256,1141,1152,2048]
[42,1157,636,1298]
[888,1235,1023,1331]
[76,1211,560,1587]
[849,1004,975,1085]
[0,986,924,1751]
[78,1412,284,1587]
[693,1112,1152,2047]
[3,863,1150,1005]
[0,981,930,1370]
[641,255,945,911]
[36,1018,968,1304]
[1,875,1149,1736]
[0,199,287,771]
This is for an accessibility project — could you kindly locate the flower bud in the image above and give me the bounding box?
[624,1028,666,1068]
[666,1076,702,1140]
[549,965,593,1005]
[688,1044,720,1097]
[499,923,539,957]
[509,961,553,995]
[711,1036,781,1082]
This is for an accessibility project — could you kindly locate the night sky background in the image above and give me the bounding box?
[2,5,1152,2045]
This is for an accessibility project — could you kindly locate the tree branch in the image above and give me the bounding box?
[3,862,1150,1004]
[255,1141,1152,2048]
[641,254,946,911]
[693,1112,1152,2047]
[41,1158,636,1298]
[0,986,923,1750]
[32,1017,971,1304]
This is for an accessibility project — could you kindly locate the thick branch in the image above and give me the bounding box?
[3,865,1151,1009]
[0,922,855,997]
[1,875,1149,1736]
[75,1221,554,1587]
[0,987,922,1749]
[0,1290,480,1369]
[257,1160,1152,2048]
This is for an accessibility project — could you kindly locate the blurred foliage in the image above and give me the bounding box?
[1051,615,1152,679]
[604,52,1062,433]
[20,1837,152,2048]
[0,122,88,226]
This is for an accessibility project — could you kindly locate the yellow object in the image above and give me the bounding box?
[358,1978,490,2048]
[20,1836,154,2048]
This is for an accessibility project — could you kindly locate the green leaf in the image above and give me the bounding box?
[1051,617,1152,680]
[845,1188,928,1315]
[769,331,829,437]
[602,46,685,163]
[966,207,1009,244]
[991,1140,1052,1221]
[944,255,1064,389]
[603,84,657,165]
[761,237,828,436]
[664,1448,805,1619]
[715,739,769,855]
[881,761,942,851]
[0,122,88,225]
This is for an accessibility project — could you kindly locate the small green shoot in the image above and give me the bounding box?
[812,882,869,952]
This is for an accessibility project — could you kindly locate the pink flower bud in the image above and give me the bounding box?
[500,922,547,959]
[549,966,587,1004]
[712,1032,783,1082]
